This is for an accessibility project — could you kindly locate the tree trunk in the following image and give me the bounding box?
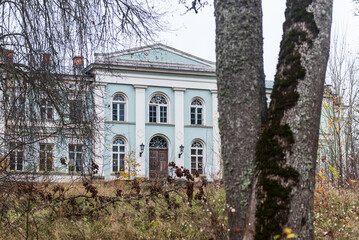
[216,0,333,239]
[253,0,333,239]
[214,0,266,239]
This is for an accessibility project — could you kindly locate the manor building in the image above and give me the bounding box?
[87,44,221,180]
[1,44,280,181]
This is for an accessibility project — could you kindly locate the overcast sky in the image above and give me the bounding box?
[160,0,359,81]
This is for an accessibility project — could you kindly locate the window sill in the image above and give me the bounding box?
[7,170,26,173]
[105,121,135,124]
[40,119,55,122]
[146,123,175,126]
[185,125,212,128]
[7,171,96,177]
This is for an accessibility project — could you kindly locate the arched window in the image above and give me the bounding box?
[190,98,204,125]
[112,93,126,121]
[112,137,126,172]
[149,94,168,123]
[191,141,204,174]
[149,136,168,149]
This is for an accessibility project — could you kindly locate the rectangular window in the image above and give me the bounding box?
[112,104,118,121]
[40,99,54,120]
[69,100,83,122]
[119,104,125,121]
[149,105,157,123]
[197,108,202,125]
[190,107,196,124]
[198,156,203,174]
[68,144,83,173]
[191,156,197,173]
[39,144,53,172]
[112,154,118,172]
[120,154,125,171]
[9,143,24,171]
[112,153,125,172]
[112,103,125,121]
[11,96,25,118]
[160,106,167,123]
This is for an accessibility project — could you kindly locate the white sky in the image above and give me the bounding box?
[160,0,359,81]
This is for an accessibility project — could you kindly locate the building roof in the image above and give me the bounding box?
[86,44,215,75]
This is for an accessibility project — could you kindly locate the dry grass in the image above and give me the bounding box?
[1,180,359,240]
[314,185,359,239]
[0,180,227,240]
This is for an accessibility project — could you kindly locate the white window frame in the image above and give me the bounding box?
[112,136,127,172]
[112,93,127,122]
[190,140,206,175]
[68,144,84,173]
[10,92,25,119]
[40,98,54,120]
[39,143,55,172]
[9,142,25,171]
[69,99,84,122]
[148,93,170,124]
[190,97,205,125]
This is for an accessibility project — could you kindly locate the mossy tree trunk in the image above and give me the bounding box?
[215,0,333,239]
[253,0,333,239]
[215,0,266,239]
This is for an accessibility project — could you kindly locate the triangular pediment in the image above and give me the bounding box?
[96,44,214,68]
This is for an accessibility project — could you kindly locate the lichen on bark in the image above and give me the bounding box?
[215,0,266,239]
[254,0,321,239]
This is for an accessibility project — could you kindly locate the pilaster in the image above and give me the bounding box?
[93,84,105,176]
[173,88,185,168]
[135,85,147,177]
[211,89,221,180]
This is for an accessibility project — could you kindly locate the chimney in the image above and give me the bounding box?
[73,56,84,75]
[0,48,14,63]
[43,53,51,65]
[73,56,84,68]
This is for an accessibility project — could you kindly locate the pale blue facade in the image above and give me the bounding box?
[1,44,221,181]
[87,44,221,180]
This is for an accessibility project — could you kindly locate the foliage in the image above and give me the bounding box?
[314,170,359,239]
[115,151,141,180]
[0,162,227,239]
[0,170,359,239]
[318,34,359,187]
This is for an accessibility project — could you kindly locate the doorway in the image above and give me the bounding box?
[149,136,168,179]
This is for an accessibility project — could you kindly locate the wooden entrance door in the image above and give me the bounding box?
[149,149,168,179]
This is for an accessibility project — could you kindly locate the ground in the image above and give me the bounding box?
[0,178,358,239]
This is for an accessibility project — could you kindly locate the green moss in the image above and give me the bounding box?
[254,0,319,239]
[301,217,307,226]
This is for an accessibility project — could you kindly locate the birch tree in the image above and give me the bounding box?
[215,0,333,239]
[319,35,359,186]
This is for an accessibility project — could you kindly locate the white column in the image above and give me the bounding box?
[211,90,221,180]
[135,85,147,178]
[93,84,105,177]
[173,88,185,168]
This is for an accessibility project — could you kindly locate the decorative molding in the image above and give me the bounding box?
[136,129,144,139]
[176,131,184,140]
[133,84,148,89]
[173,87,186,92]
